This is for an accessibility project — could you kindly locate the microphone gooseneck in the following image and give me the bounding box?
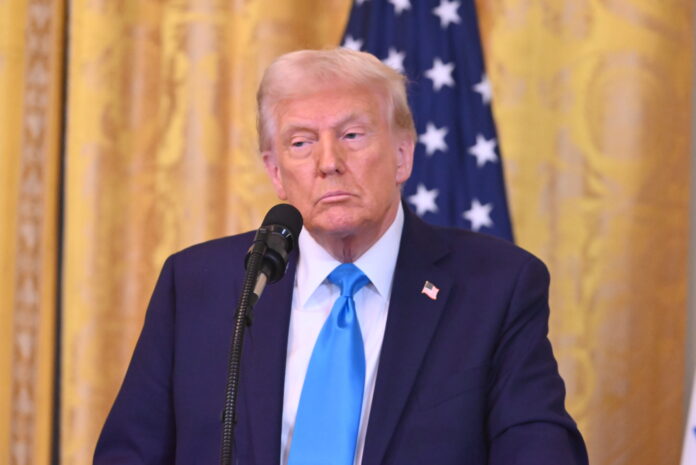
[220,204,302,465]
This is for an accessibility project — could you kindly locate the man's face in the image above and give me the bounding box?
[262,82,414,246]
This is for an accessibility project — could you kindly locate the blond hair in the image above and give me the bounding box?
[256,48,416,152]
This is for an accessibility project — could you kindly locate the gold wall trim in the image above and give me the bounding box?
[8,1,65,464]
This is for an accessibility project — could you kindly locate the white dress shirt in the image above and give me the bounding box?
[280,204,404,465]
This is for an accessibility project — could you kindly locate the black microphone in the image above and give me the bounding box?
[244,203,303,304]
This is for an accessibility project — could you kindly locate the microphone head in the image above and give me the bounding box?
[247,203,303,283]
[261,203,303,246]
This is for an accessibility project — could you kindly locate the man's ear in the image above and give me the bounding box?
[262,151,288,200]
[395,134,415,185]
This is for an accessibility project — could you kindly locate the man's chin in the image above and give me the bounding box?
[305,212,364,240]
[308,223,359,240]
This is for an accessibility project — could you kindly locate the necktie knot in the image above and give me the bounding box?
[328,263,370,297]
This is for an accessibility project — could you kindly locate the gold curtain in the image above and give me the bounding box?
[0,0,66,464]
[477,0,692,463]
[60,1,352,463]
[0,0,691,464]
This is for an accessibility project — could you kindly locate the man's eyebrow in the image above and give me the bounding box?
[279,122,315,139]
[334,113,374,130]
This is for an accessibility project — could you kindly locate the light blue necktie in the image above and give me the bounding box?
[288,263,370,465]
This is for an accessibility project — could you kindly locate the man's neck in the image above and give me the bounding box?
[311,203,401,263]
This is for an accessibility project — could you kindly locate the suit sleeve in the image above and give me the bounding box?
[487,256,589,465]
[93,255,177,464]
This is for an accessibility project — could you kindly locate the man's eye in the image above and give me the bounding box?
[290,139,312,149]
[344,132,362,140]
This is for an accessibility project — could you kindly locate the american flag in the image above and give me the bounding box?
[421,280,440,300]
[342,0,514,241]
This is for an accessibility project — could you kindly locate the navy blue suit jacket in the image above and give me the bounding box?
[95,207,588,464]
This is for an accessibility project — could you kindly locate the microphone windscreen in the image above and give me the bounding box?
[261,203,303,243]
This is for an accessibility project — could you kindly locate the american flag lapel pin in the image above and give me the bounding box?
[421,281,440,300]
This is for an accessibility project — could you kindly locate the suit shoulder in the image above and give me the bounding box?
[165,231,256,272]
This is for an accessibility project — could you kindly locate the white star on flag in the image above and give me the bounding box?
[342,35,363,51]
[468,134,498,167]
[418,122,448,156]
[388,0,411,15]
[408,183,439,216]
[473,73,492,105]
[425,58,455,91]
[463,198,494,231]
[433,0,461,28]
[356,0,369,5]
[382,47,406,73]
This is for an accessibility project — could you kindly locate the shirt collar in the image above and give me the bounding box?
[295,203,405,307]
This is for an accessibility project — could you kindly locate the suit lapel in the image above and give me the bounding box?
[241,252,297,464]
[362,207,453,464]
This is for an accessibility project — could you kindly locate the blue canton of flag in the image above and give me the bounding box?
[342,0,514,241]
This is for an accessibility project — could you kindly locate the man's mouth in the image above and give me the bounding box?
[318,191,353,203]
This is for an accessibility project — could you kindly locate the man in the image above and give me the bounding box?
[95,49,588,464]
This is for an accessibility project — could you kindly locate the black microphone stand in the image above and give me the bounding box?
[218,203,300,465]
[219,232,269,465]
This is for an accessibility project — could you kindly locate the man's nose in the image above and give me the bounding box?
[316,136,344,175]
